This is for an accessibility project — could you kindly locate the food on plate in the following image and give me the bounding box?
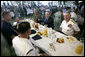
[35,24,39,29]
[66,37,75,42]
[75,45,83,54]
[36,29,48,36]
[36,32,42,35]
[42,29,48,36]
[32,23,39,29]
[57,38,64,43]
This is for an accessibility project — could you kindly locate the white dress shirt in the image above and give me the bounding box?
[12,36,38,56]
[60,19,80,36]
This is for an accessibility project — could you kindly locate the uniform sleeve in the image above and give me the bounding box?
[14,40,35,56]
[21,41,36,56]
[72,23,80,32]
[26,49,35,56]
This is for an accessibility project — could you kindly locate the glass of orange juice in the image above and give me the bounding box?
[75,45,83,54]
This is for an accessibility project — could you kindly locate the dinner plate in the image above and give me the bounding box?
[64,36,78,43]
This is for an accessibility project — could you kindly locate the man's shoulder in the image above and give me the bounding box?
[13,36,26,45]
[1,20,7,25]
[12,37,33,55]
[70,19,77,24]
[13,37,32,48]
[1,20,8,29]
[1,20,12,26]
[1,20,13,29]
[62,20,66,23]
[13,37,29,44]
[12,36,18,42]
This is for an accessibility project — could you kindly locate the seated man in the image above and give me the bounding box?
[13,17,20,31]
[60,12,80,36]
[1,11,18,46]
[33,8,42,24]
[12,22,47,56]
[43,11,54,29]
[12,22,38,56]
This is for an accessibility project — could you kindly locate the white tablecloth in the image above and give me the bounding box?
[30,33,84,56]
[29,19,84,56]
[14,19,84,56]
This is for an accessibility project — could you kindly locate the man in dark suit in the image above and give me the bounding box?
[43,11,54,29]
[1,11,18,46]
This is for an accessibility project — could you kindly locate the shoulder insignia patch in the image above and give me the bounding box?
[71,19,76,24]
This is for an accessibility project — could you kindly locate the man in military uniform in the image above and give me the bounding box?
[33,8,42,24]
[60,12,80,36]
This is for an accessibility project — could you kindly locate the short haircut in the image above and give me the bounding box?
[2,11,10,17]
[17,22,31,34]
[65,10,71,15]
